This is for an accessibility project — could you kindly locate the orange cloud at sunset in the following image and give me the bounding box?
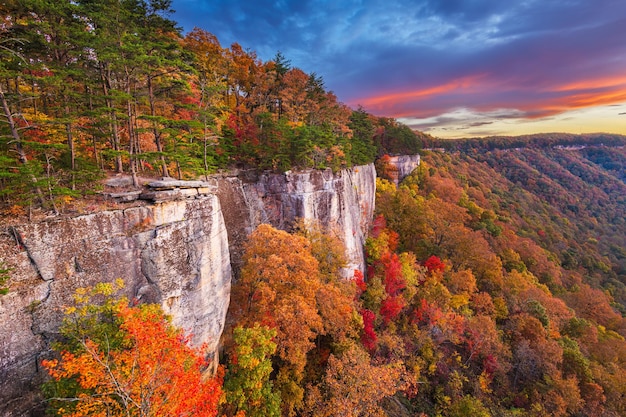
[350,71,626,134]
[356,74,486,108]
[554,74,626,93]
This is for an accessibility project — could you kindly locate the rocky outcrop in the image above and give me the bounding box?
[216,164,376,277]
[0,195,231,416]
[388,154,421,184]
[104,178,217,203]
[0,163,378,416]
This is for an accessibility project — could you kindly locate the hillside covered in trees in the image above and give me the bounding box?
[360,144,626,416]
[36,139,626,417]
[0,0,423,215]
[220,142,626,417]
[219,141,626,417]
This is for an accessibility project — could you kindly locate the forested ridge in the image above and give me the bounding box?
[334,144,626,416]
[422,132,626,153]
[0,0,423,216]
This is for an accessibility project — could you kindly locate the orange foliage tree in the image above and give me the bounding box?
[229,224,324,415]
[304,343,403,417]
[228,223,362,416]
[42,281,222,417]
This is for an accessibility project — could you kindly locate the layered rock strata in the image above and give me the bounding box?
[215,164,376,277]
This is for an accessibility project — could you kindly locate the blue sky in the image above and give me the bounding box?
[171,0,626,138]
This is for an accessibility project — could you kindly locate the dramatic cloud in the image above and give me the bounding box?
[171,0,626,137]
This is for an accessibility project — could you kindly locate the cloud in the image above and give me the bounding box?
[469,121,494,127]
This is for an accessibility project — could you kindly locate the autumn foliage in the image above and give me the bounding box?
[360,309,378,352]
[222,325,280,417]
[6,1,625,414]
[36,140,626,417]
[423,255,446,274]
[42,281,222,417]
[357,151,626,417]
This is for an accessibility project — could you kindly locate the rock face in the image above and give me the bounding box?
[0,163,377,416]
[388,154,421,184]
[216,164,376,277]
[0,196,231,417]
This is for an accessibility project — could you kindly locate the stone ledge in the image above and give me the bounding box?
[141,179,218,202]
[104,190,143,202]
[102,179,219,203]
[140,188,198,202]
[147,179,213,190]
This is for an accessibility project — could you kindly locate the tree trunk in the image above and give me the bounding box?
[0,85,45,205]
[127,97,138,188]
[100,65,123,172]
[148,77,169,177]
[0,86,27,164]
[64,102,76,189]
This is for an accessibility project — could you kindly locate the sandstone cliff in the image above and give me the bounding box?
[388,154,421,184]
[215,164,376,277]
[0,195,231,416]
[0,163,378,416]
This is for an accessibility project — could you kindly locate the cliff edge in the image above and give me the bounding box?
[216,164,376,277]
[0,163,378,416]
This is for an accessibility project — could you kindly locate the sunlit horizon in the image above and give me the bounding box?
[399,102,626,139]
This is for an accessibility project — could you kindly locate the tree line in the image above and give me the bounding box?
[422,132,626,153]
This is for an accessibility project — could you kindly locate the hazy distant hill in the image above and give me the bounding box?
[421,140,626,311]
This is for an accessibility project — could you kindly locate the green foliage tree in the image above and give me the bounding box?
[373,116,423,156]
[223,325,281,417]
[446,395,492,417]
[348,106,376,165]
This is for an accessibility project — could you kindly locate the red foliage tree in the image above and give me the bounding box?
[353,269,367,294]
[360,309,378,352]
[380,296,405,325]
[423,255,446,274]
[412,298,443,326]
[381,252,405,296]
[370,214,388,238]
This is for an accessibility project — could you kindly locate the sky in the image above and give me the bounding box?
[170,0,626,139]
